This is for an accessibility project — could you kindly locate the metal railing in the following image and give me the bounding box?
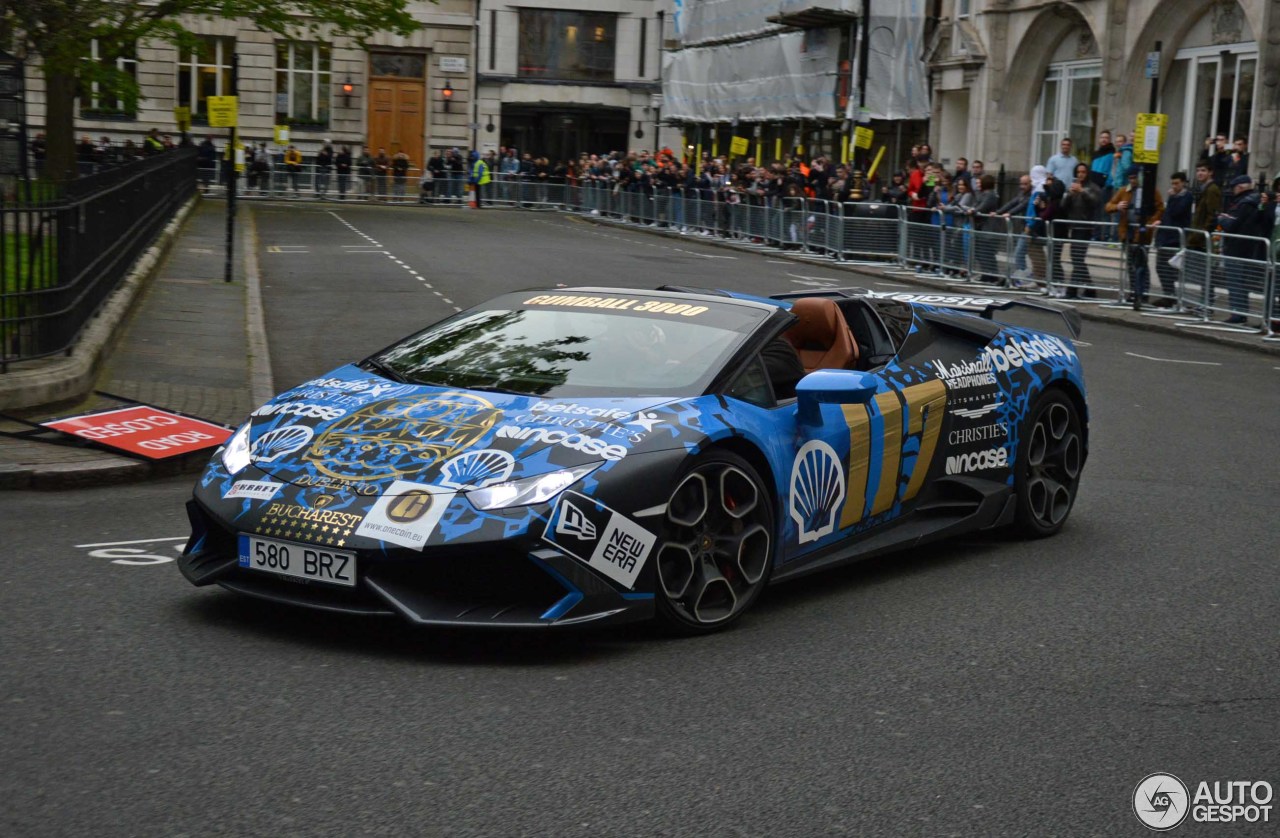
[2,150,197,369]
[212,172,1279,339]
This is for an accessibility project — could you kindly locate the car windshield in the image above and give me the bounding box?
[372,293,768,397]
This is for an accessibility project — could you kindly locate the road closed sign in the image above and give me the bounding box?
[43,406,233,460]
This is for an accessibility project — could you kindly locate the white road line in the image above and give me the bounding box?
[787,273,840,282]
[1125,352,1222,366]
[76,537,187,548]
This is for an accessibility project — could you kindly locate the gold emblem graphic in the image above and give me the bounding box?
[386,490,433,523]
[305,392,500,482]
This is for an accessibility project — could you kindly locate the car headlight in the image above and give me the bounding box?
[221,423,252,475]
[466,462,602,511]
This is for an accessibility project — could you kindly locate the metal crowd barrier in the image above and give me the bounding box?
[213,173,1280,337]
[1174,231,1275,335]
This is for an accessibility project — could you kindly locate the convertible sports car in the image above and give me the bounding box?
[180,285,1087,633]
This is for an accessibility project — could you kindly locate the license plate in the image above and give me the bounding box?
[237,535,356,587]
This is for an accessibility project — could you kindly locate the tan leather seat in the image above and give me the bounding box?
[784,297,859,372]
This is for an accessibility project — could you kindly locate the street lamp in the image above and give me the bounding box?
[442,80,453,112]
[340,77,354,107]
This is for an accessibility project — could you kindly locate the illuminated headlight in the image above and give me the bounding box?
[221,423,252,475]
[466,462,602,510]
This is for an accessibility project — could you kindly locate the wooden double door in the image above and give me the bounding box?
[367,78,425,170]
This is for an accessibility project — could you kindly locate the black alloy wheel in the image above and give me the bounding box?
[654,451,774,634]
[1015,389,1084,536]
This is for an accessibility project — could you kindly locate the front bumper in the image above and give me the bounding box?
[179,498,654,628]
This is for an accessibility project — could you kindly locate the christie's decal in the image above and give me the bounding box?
[947,422,1008,446]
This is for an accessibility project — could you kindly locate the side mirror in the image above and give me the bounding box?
[795,369,879,425]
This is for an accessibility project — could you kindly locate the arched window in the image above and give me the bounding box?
[1031,26,1101,169]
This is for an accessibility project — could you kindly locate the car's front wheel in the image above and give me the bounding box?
[653,451,774,634]
[1014,388,1084,536]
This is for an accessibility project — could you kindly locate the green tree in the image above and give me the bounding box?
[4,1,419,183]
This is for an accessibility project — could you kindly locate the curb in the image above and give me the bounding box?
[575,214,1280,358]
[0,195,202,411]
[243,203,275,406]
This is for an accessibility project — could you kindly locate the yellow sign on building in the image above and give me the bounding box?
[854,126,874,150]
[1133,113,1167,164]
[173,106,191,132]
[273,125,290,146]
[730,136,749,156]
[206,96,239,128]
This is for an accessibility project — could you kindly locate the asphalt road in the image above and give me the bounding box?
[3,204,1278,837]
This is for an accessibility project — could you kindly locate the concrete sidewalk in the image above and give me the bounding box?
[0,199,269,489]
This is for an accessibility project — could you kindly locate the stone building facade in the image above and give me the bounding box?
[928,0,1279,181]
[23,2,477,165]
[475,0,674,161]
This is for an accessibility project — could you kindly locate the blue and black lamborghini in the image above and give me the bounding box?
[180,285,1088,633]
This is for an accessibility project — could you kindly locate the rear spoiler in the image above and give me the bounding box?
[769,288,1083,340]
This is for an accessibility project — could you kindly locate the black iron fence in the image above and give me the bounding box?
[1,149,196,370]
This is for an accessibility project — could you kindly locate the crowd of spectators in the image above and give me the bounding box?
[44,124,1277,325]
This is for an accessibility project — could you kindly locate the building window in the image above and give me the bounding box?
[369,53,425,78]
[178,36,234,121]
[1032,60,1100,167]
[956,0,973,18]
[81,39,138,118]
[276,42,332,127]
[518,10,617,83]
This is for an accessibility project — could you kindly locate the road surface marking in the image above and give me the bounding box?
[329,211,461,312]
[76,536,187,548]
[1125,352,1222,366]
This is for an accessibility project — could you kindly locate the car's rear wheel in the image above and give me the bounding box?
[1014,389,1084,537]
[653,451,774,634]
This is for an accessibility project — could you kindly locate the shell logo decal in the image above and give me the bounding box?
[790,440,846,544]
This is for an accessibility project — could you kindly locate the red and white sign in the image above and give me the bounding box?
[42,406,232,460]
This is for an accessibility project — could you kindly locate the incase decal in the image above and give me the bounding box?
[224,480,283,500]
[945,447,1009,475]
[354,480,453,551]
[251,402,346,421]
[543,491,655,589]
[496,425,628,462]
